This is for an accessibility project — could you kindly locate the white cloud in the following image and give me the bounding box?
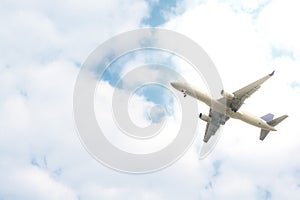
[0,1,152,198]
[94,79,183,154]
[2,166,77,200]
[256,0,300,58]
[0,0,149,66]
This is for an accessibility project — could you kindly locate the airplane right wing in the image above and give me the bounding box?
[203,109,228,143]
[224,71,275,112]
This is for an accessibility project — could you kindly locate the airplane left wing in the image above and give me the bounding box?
[203,109,228,143]
[224,71,275,112]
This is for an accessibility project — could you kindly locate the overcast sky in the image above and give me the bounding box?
[1,0,300,199]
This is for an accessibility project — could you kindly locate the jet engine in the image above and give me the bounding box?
[199,113,211,122]
[221,90,234,99]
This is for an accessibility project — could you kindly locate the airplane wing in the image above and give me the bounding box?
[224,71,275,112]
[203,109,228,142]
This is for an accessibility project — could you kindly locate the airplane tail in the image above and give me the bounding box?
[259,114,288,141]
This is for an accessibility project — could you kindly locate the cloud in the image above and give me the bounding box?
[0,0,149,66]
[0,1,154,199]
[256,0,300,58]
[1,165,77,200]
[94,80,183,154]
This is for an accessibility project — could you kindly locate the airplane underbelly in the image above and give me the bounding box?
[229,111,264,128]
[194,91,211,106]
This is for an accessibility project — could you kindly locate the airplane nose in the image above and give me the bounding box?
[170,82,180,89]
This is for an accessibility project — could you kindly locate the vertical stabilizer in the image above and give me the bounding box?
[261,113,274,122]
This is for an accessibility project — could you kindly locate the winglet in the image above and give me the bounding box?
[269,70,275,76]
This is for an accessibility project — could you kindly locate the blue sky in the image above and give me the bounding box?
[143,0,179,26]
[1,0,300,199]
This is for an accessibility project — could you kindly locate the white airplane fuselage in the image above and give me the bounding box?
[170,82,276,131]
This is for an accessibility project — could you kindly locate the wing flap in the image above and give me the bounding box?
[203,109,227,143]
[203,122,220,142]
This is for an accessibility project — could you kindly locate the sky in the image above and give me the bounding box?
[1,0,300,199]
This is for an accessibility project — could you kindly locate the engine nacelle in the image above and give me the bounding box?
[199,113,211,122]
[221,90,234,99]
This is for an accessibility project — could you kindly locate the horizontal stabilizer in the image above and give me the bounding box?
[267,115,288,126]
[260,129,270,141]
[259,115,288,141]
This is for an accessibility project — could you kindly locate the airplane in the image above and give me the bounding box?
[170,71,288,143]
